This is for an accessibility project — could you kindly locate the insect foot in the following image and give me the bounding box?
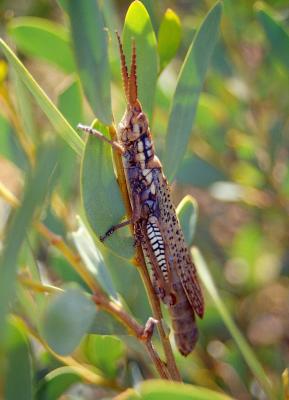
[139,317,159,342]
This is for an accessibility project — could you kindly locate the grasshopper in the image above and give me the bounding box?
[78,34,204,356]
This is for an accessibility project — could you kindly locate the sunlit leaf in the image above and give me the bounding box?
[41,287,96,355]
[68,0,112,125]
[158,8,181,71]
[120,379,234,399]
[0,39,83,155]
[81,120,134,259]
[163,2,222,181]
[123,0,158,120]
[176,195,198,247]
[8,17,75,73]
[71,216,119,300]
[36,367,81,400]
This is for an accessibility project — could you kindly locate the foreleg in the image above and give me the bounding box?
[77,123,124,154]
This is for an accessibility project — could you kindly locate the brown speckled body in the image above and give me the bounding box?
[118,103,204,355]
[79,35,204,356]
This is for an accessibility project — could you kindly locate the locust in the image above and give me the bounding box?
[78,34,204,356]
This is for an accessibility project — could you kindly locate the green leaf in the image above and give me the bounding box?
[121,379,234,400]
[11,69,37,142]
[0,143,59,342]
[57,79,83,128]
[89,310,127,335]
[0,39,83,156]
[158,8,181,71]
[123,0,158,120]
[4,318,32,400]
[192,248,275,400]
[163,2,222,181]
[36,367,82,400]
[176,155,226,187]
[8,17,75,73]
[176,195,198,247]
[71,216,119,300]
[41,287,96,355]
[81,120,134,260]
[84,335,125,378]
[255,3,289,69]
[68,0,112,125]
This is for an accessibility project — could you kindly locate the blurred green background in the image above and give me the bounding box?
[0,0,288,399]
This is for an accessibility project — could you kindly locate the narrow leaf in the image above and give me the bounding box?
[71,216,119,301]
[0,142,59,341]
[176,155,226,187]
[0,39,83,155]
[8,17,75,73]
[176,195,198,247]
[4,318,33,400]
[68,0,112,125]
[41,287,96,355]
[121,379,234,400]
[255,3,289,69]
[192,247,274,400]
[163,2,222,181]
[58,79,83,128]
[123,0,158,120]
[158,8,181,71]
[81,121,134,260]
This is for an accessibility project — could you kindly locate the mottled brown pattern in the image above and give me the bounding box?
[156,173,204,318]
[79,36,205,357]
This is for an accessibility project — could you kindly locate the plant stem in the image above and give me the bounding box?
[0,183,170,380]
[92,292,169,380]
[109,125,181,382]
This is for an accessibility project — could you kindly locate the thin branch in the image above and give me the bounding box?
[109,125,182,382]
[92,292,169,380]
[1,183,170,380]
[20,275,169,380]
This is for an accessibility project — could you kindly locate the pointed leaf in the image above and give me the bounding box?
[176,155,226,187]
[0,39,83,155]
[158,9,181,71]
[57,79,83,127]
[176,195,198,247]
[163,2,222,181]
[8,17,75,73]
[71,216,118,300]
[256,3,289,69]
[121,379,234,400]
[41,287,96,355]
[123,0,158,120]
[36,367,82,400]
[81,121,134,259]
[68,0,112,125]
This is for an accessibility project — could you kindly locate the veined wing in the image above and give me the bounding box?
[155,171,204,318]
